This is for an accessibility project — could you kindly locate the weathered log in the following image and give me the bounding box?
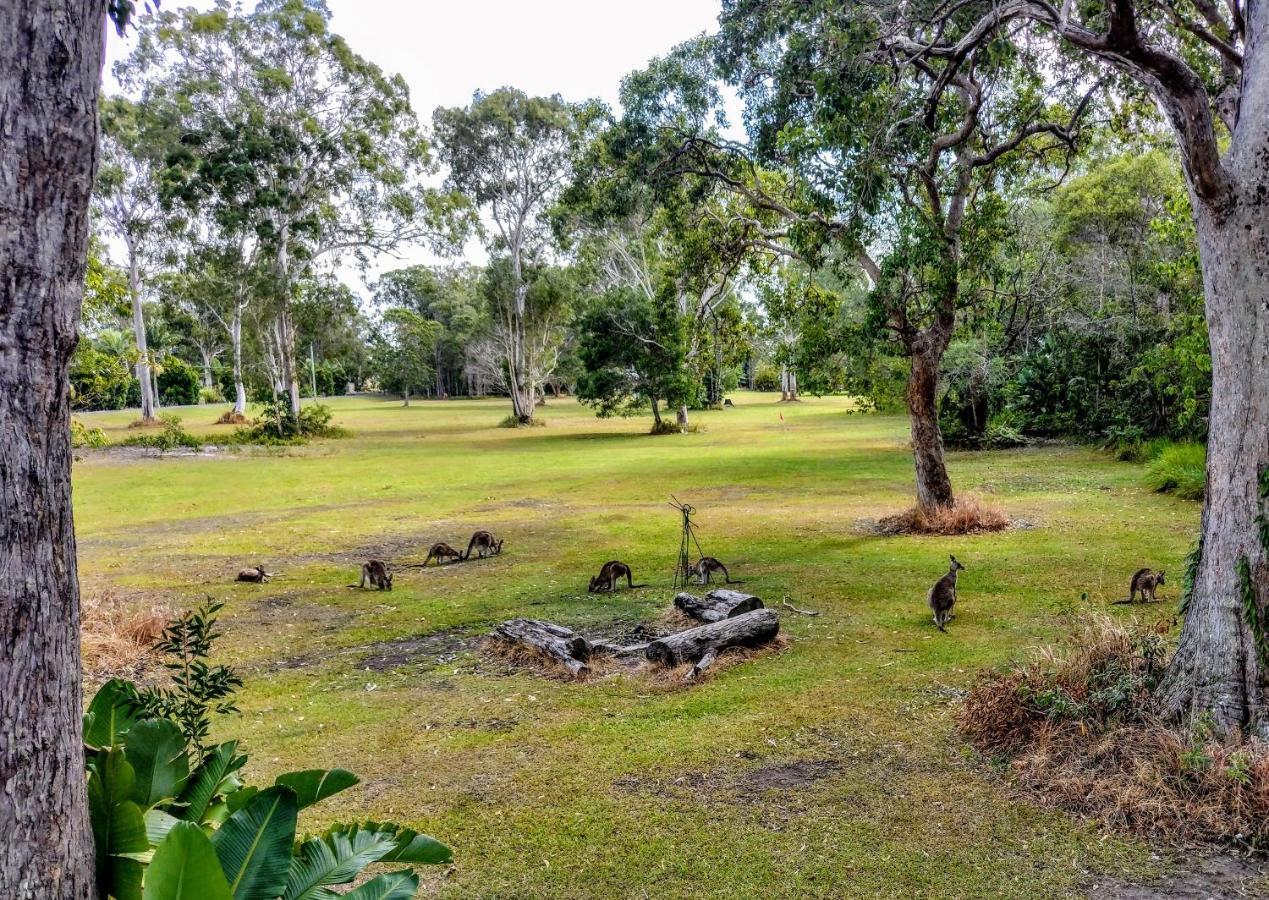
[490,618,592,675]
[589,640,651,658]
[645,608,779,667]
[674,589,763,623]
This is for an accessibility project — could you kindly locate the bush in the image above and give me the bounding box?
[198,385,225,405]
[69,345,133,411]
[119,414,202,452]
[752,364,781,392]
[1144,442,1206,500]
[958,614,1269,848]
[157,357,201,407]
[231,401,349,444]
[84,601,452,898]
[71,418,109,449]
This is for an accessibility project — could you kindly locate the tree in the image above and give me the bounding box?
[371,308,439,405]
[433,88,590,423]
[1,3,139,894]
[905,0,1269,731]
[95,97,171,422]
[137,0,458,419]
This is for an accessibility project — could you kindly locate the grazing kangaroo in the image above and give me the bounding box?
[691,556,741,585]
[465,530,504,560]
[356,559,393,591]
[928,555,965,632]
[423,542,464,566]
[1115,568,1166,604]
[236,565,272,584]
[588,560,645,593]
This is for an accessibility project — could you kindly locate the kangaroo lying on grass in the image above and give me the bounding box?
[928,555,965,632]
[236,565,277,583]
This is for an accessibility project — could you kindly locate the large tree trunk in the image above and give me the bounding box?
[676,404,690,431]
[125,237,156,421]
[1154,188,1269,735]
[0,2,102,895]
[230,303,247,415]
[907,343,954,512]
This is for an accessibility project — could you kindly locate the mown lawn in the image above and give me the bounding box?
[74,392,1202,898]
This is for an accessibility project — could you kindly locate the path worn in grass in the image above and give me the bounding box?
[75,393,1241,898]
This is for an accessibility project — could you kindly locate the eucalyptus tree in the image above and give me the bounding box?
[890,0,1269,732]
[94,97,173,421]
[132,0,461,419]
[433,88,594,423]
[1,2,145,892]
[371,308,439,406]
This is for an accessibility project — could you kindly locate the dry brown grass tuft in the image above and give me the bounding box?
[127,417,163,429]
[959,614,1269,848]
[81,591,170,682]
[878,494,1011,535]
[215,410,249,425]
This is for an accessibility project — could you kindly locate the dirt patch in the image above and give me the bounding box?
[742,759,841,791]
[358,628,481,671]
[1086,853,1267,899]
[614,757,841,802]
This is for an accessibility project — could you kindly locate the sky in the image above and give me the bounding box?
[103,0,730,285]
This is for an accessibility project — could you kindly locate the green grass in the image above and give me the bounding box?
[1144,442,1207,501]
[73,392,1203,898]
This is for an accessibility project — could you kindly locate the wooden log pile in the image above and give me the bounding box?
[489,588,782,681]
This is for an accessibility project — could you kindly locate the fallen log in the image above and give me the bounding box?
[645,608,779,668]
[673,589,763,623]
[489,618,593,675]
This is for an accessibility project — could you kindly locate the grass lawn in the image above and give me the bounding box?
[74,392,1203,898]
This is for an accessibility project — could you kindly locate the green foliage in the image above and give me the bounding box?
[1143,443,1206,500]
[84,603,451,899]
[71,343,136,411]
[369,308,439,402]
[1179,538,1203,619]
[232,402,348,445]
[133,600,242,761]
[72,418,110,449]
[121,414,204,452]
[200,385,226,404]
[158,356,202,406]
[752,364,780,392]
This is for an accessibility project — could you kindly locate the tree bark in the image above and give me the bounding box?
[676,404,690,431]
[645,609,780,667]
[1154,184,1269,734]
[230,304,247,415]
[0,2,102,895]
[907,342,954,512]
[674,590,764,623]
[125,236,156,421]
[490,619,592,676]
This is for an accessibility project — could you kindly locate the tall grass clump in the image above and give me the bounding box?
[1144,442,1206,500]
[959,614,1269,847]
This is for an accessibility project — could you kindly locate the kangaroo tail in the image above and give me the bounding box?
[1111,598,1134,605]
[630,583,649,589]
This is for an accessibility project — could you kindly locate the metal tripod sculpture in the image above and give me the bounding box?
[670,495,707,589]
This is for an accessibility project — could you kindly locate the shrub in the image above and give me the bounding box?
[1144,442,1206,500]
[231,401,350,444]
[119,413,202,452]
[84,601,452,898]
[69,345,134,410]
[71,418,109,449]
[959,614,1269,848]
[198,385,225,405]
[752,364,780,392]
[157,357,201,406]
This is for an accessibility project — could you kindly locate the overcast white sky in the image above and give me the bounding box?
[104,0,728,285]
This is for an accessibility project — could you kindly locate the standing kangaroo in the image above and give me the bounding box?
[928,555,965,632]
[1116,568,1166,604]
[356,559,393,591]
[465,531,504,560]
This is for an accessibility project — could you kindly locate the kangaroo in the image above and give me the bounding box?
[927,555,965,632]
[356,559,393,591]
[236,565,272,584]
[691,556,741,585]
[423,542,464,566]
[465,530,504,560]
[588,560,643,593]
[1116,568,1166,604]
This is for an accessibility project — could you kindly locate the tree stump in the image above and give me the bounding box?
[490,618,593,675]
[645,608,779,675]
[674,589,764,623]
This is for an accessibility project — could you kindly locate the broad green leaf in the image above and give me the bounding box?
[145,808,182,847]
[342,871,420,900]
[178,741,246,824]
[225,784,258,815]
[211,785,297,900]
[370,823,452,866]
[84,678,141,748]
[282,826,398,900]
[88,748,148,900]
[274,768,359,810]
[143,821,232,900]
[125,719,190,809]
